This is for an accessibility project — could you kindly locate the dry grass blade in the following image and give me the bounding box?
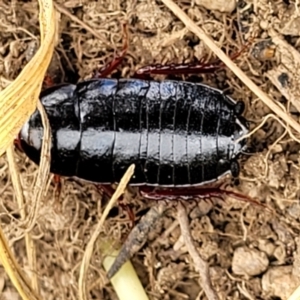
[24,100,51,232]
[6,146,41,298]
[78,164,135,300]
[161,0,300,136]
[6,145,39,293]
[0,228,41,300]
[288,285,300,300]
[0,0,56,156]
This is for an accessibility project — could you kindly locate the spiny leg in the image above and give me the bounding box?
[94,23,129,78]
[139,185,265,208]
[53,174,63,212]
[134,37,254,76]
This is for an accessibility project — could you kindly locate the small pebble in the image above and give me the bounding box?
[232,246,269,276]
[195,0,236,13]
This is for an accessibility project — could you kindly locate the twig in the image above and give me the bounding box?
[24,100,51,232]
[54,2,113,49]
[177,203,219,300]
[78,164,135,300]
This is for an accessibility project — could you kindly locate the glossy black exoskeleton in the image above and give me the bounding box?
[19,78,248,187]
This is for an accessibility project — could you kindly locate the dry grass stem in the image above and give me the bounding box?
[54,2,113,49]
[6,146,39,292]
[0,228,41,300]
[177,203,219,300]
[288,285,300,300]
[107,203,166,279]
[0,0,56,298]
[78,164,135,300]
[24,101,51,232]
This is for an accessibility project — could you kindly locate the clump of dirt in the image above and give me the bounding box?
[1,0,300,299]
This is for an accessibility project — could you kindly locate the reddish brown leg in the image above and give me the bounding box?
[96,184,116,198]
[94,23,129,78]
[134,37,254,76]
[53,174,62,213]
[96,184,135,228]
[139,185,267,208]
[54,174,62,196]
[14,133,23,152]
[53,174,63,212]
[43,74,54,87]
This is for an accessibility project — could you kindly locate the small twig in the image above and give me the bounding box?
[107,203,166,279]
[25,100,51,232]
[78,164,135,300]
[177,203,219,300]
[54,2,113,49]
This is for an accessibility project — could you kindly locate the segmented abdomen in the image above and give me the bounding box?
[20,78,247,186]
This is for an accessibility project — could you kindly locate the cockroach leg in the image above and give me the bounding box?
[53,174,63,211]
[48,174,64,213]
[135,37,254,76]
[13,133,22,152]
[53,174,62,192]
[139,185,264,207]
[119,203,135,229]
[43,74,55,88]
[94,23,128,78]
[95,184,116,198]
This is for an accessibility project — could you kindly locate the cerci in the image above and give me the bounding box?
[19,78,248,188]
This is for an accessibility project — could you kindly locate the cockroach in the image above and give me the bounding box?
[18,32,250,201]
[19,76,247,189]
[17,26,258,279]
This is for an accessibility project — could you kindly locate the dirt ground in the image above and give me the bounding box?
[1,0,300,299]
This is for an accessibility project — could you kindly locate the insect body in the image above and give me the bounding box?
[19,78,248,187]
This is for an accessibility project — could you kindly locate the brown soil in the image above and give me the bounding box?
[1,0,300,299]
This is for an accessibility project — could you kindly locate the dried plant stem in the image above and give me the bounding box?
[6,146,39,292]
[24,101,51,232]
[54,3,113,49]
[107,203,166,279]
[78,164,135,300]
[177,203,219,300]
[161,0,300,135]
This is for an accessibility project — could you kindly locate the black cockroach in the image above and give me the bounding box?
[19,76,247,187]
[16,26,259,279]
[17,34,252,202]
